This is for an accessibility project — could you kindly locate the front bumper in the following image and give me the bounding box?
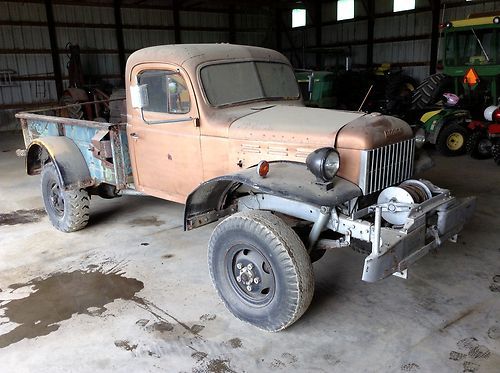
[361,191,476,282]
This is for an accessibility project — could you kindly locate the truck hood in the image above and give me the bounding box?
[228,105,413,150]
[229,105,365,146]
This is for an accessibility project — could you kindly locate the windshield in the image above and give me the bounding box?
[200,61,300,106]
[445,28,498,66]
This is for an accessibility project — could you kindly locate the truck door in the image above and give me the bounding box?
[127,66,202,203]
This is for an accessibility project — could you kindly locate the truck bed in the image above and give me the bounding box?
[16,103,133,190]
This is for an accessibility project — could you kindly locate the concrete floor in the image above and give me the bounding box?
[0,130,499,373]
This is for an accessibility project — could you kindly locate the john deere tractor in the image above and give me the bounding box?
[412,13,500,156]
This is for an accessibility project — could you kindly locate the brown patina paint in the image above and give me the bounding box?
[124,44,413,203]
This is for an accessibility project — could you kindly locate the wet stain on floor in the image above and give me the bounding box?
[0,270,143,348]
[128,216,165,227]
[0,208,45,226]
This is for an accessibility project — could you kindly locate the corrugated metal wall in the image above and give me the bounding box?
[0,1,269,110]
[1,0,499,111]
[0,2,56,108]
[284,0,500,82]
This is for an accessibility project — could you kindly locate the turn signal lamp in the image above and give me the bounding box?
[257,160,269,177]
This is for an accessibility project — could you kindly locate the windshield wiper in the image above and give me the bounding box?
[471,28,490,62]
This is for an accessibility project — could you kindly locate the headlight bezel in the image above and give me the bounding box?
[306,147,341,183]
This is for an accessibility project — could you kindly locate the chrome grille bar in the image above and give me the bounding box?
[359,138,416,195]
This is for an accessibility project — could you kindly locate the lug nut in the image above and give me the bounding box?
[246,285,252,291]
[236,263,242,269]
[236,276,241,283]
[254,277,260,284]
[247,263,253,270]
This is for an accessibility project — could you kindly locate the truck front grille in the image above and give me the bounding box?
[359,138,415,195]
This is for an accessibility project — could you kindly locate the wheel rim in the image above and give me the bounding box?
[49,182,64,216]
[446,132,464,151]
[226,244,275,306]
[478,139,492,155]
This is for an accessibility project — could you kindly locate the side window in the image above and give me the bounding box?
[137,70,191,117]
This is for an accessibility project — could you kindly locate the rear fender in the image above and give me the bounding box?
[184,161,362,230]
[26,136,93,190]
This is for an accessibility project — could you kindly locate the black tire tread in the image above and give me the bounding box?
[492,144,500,165]
[435,122,468,156]
[208,210,314,332]
[41,164,90,232]
[466,130,491,159]
[411,73,451,110]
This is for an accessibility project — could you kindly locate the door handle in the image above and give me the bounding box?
[130,132,139,140]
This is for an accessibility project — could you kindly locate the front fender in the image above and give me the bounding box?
[184,161,362,230]
[26,136,93,190]
[427,110,469,144]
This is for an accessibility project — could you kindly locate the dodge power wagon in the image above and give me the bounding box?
[17,44,476,332]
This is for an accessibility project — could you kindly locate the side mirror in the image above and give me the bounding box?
[130,84,149,109]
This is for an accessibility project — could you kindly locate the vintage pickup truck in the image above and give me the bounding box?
[17,44,476,332]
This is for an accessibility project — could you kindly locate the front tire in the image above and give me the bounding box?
[436,123,468,156]
[208,210,314,332]
[41,163,90,232]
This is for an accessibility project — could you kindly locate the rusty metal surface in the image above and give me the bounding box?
[124,44,417,200]
[335,113,414,150]
[26,137,93,190]
[19,109,131,190]
[184,161,362,230]
[228,106,364,145]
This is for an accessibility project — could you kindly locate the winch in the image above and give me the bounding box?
[377,180,434,225]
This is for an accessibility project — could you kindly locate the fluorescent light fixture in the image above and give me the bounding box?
[292,8,306,28]
[337,0,354,21]
[394,0,415,12]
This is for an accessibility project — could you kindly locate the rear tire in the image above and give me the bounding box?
[411,73,452,110]
[385,74,417,115]
[41,163,90,232]
[208,210,314,332]
[436,123,468,156]
[466,130,492,159]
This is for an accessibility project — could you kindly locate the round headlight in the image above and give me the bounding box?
[306,147,340,182]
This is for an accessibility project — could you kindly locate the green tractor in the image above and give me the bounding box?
[412,13,500,156]
[295,70,337,109]
[296,64,417,115]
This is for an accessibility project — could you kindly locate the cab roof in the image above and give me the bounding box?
[126,44,290,80]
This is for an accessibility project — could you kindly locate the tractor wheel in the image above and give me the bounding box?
[492,144,500,165]
[436,123,468,156]
[208,210,314,332]
[385,74,418,114]
[411,73,452,110]
[466,130,492,159]
[41,163,90,232]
